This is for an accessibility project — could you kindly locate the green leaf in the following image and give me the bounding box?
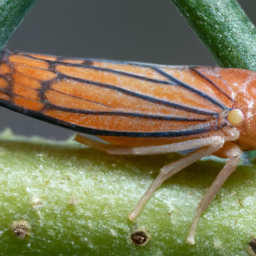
[0,0,37,51]
[170,0,256,71]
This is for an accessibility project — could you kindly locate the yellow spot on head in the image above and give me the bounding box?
[227,109,244,126]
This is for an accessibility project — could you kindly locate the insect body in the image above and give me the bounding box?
[0,49,255,244]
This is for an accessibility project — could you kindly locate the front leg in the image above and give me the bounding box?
[128,136,225,221]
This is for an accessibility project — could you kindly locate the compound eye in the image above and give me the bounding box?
[227,109,244,126]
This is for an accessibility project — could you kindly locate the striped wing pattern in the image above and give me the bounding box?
[0,49,234,138]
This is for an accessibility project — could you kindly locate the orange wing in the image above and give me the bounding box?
[0,49,234,141]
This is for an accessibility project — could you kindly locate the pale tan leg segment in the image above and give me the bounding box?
[75,128,240,245]
[128,136,225,220]
[186,142,242,245]
[74,134,115,152]
[75,128,239,155]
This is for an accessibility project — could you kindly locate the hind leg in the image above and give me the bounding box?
[74,128,239,155]
[186,142,242,244]
[74,130,238,155]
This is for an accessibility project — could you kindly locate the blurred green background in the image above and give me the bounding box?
[3,0,256,139]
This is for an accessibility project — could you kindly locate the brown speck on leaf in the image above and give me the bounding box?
[31,196,44,210]
[11,220,31,240]
[231,190,237,196]
[69,196,78,206]
[130,229,151,246]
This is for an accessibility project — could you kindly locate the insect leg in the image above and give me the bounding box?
[128,135,225,221]
[186,142,242,245]
[74,134,150,154]
[74,134,115,152]
[75,127,239,155]
[74,133,217,154]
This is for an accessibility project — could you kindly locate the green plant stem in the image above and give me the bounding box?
[0,0,37,51]
[0,130,256,255]
[170,0,256,71]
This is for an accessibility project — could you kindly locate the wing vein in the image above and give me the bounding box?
[46,102,213,121]
[152,66,228,110]
[190,67,234,101]
[56,73,219,116]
